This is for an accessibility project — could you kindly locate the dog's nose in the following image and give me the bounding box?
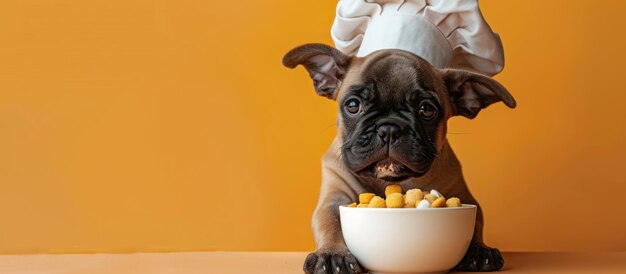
[377,124,402,144]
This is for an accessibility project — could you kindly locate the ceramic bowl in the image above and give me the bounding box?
[339,205,476,274]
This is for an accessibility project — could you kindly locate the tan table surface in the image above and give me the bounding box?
[0,252,625,273]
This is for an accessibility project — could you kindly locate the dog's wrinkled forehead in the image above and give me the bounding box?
[337,50,443,103]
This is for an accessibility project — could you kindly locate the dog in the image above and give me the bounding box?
[283,43,516,273]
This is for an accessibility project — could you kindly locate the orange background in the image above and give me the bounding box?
[1,0,626,254]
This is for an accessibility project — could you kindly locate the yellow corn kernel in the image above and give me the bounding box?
[368,196,386,208]
[385,184,403,197]
[385,193,404,208]
[424,193,438,203]
[348,202,357,208]
[357,203,368,208]
[359,193,376,204]
[404,189,423,207]
[431,197,447,208]
[446,197,462,207]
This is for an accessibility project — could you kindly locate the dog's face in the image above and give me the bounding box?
[283,44,516,182]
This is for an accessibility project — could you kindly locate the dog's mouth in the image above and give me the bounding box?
[357,158,423,182]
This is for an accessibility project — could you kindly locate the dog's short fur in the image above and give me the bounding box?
[283,44,516,273]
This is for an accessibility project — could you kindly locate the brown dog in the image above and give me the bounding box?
[283,44,516,274]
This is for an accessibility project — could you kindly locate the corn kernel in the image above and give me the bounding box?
[404,189,423,207]
[368,196,386,208]
[424,194,438,203]
[431,197,446,208]
[359,193,376,204]
[384,184,403,196]
[385,193,404,208]
[446,197,462,207]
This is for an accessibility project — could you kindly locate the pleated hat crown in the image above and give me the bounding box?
[331,0,504,76]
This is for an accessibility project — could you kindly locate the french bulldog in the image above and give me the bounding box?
[282,43,516,273]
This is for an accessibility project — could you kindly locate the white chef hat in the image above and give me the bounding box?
[331,0,504,76]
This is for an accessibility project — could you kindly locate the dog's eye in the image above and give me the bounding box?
[418,101,437,120]
[345,98,361,114]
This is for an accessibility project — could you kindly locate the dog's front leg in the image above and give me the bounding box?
[304,140,365,274]
[454,198,505,272]
[303,192,363,274]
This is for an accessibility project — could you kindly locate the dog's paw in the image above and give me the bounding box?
[303,248,363,274]
[454,243,504,272]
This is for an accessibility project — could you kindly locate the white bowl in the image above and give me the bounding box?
[339,205,476,274]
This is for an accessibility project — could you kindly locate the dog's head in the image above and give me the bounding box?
[283,44,516,182]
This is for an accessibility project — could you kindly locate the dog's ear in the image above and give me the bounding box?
[282,43,351,100]
[440,69,516,119]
